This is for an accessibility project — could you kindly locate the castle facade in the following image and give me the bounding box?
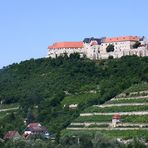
[48,36,148,60]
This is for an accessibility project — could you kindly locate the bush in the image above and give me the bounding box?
[106,44,114,52]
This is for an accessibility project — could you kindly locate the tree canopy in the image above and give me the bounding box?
[106,44,114,52]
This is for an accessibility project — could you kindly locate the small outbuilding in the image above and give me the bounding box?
[112,113,121,127]
[3,131,21,141]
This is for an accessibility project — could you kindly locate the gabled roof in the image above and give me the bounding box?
[3,131,20,140]
[26,123,48,133]
[112,114,121,119]
[26,126,47,132]
[27,123,41,128]
[48,42,83,49]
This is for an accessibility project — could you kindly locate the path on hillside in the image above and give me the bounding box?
[71,122,110,126]
[70,122,148,127]
[0,107,19,112]
[67,127,148,131]
[112,95,148,100]
[94,103,148,108]
[80,111,148,116]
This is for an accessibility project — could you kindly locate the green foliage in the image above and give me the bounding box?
[74,115,148,123]
[61,93,99,106]
[0,103,18,109]
[75,115,112,122]
[122,115,148,123]
[125,83,148,93]
[106,44,114,52]
[126,138,147,148]
[0,55,148,141]
[0,110,17,119]
[133,41,141,48]
[61,131,123,148]
[0,112,25,138]
[3,139,57,148]
[83,105,148,113]
[107,98,148,104]
[26,108,35,124]
[62,129,148,139]
[108,55,114,59]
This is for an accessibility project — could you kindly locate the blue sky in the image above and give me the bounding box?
[0,0,148,68]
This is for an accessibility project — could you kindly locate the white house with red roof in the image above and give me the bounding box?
[48,41,84,58]
[112,113,121,127]
[23,123,50,139]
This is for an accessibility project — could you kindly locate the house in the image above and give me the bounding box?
[27,123,41,128]
[23,123,50,139]
[112,113,121,127]
[3,131,21,140]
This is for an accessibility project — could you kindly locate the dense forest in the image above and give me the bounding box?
[0,54,148,147]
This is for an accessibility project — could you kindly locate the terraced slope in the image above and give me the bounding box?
[65,87,148,139]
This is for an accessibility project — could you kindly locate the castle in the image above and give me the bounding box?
[48,36,148,60]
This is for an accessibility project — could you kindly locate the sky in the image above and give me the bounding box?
[0,0,148,68]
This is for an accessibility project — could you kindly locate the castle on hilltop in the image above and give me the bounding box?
[48,36,148,60]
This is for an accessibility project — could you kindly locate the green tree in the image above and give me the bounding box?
[133,41,141,48]
[26,108,35,124]
[106,44,114,52]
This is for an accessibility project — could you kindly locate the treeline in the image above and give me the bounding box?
[1,132,147,148]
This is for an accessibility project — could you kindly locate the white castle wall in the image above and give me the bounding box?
[48,47,85,58]
[48,37,148,60]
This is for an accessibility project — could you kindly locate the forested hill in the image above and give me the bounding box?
[0,54,148,134]
[0,55,147,104]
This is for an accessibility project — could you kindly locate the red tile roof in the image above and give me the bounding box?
[112,114,121,119]
[27,123,41,128]
[3,131,19,140]
[104,36,139,43]
[27,126,47,132]
[48,42,83,49]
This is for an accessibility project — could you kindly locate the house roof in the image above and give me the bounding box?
[48,41,83,49]
[104,36,139,43]
[3,131,19,140]
[26,126,47,132]
[112,114,121,119]
[27,123,41,128]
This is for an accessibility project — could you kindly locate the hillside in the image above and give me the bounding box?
[64,83,148,141]
[0,54,148,141]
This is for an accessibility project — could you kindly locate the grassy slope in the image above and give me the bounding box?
[61,93,99,106]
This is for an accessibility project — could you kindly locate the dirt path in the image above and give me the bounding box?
[0,107,19,112]
[94,103,148,108]
[80,111,148,116]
